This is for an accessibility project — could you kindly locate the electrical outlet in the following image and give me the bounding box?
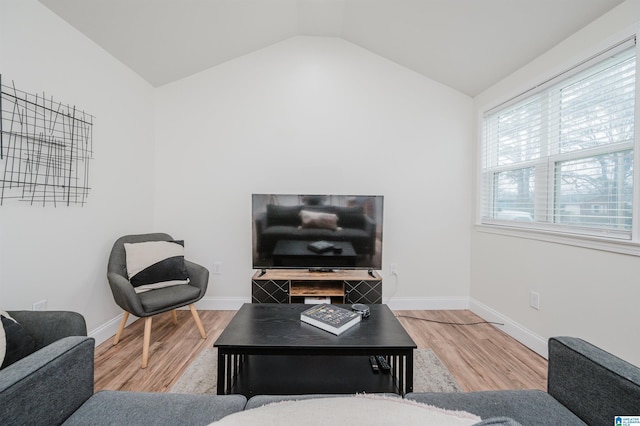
[390,263,398,275]
[212,262,222,275]
[529,291,540,310]
[32,299,47,311]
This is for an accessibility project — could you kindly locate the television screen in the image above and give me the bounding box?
[252,194,383,271]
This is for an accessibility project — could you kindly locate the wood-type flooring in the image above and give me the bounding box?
[94,309,547,393]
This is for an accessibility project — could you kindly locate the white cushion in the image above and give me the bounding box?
[211,395,481,425]
[124,240,189,293]
[0,311,7,366]
[299,210,339,230]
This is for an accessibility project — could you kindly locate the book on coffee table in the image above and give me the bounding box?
[300,304,361,335]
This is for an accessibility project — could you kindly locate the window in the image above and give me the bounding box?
[480,38,637,242]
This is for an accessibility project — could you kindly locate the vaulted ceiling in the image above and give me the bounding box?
[38,0,624,96]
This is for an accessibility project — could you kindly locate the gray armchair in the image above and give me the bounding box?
[107,233,208,368]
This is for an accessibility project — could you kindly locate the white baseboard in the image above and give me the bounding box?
[87,297,249,346]
[388,297,548,359]
[88,312,138,347]
[469,298,548,359]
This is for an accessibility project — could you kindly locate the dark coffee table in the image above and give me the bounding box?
[214,303,416,397]
[272,240,357,267]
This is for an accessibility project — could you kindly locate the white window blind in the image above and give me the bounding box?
[481,38,637,240]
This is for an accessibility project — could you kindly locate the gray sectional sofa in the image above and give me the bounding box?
[407,335,640,425]
[2,311,639,425]
[0,311,246,426]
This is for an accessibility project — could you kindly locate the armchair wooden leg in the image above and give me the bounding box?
[113,311,129,345]
[189,304,206,339]
[170,310,178,325]
[141,316,152,369]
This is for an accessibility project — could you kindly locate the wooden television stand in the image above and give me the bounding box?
[251,269,382,304]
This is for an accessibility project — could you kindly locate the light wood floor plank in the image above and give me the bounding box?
[94,309,547,393]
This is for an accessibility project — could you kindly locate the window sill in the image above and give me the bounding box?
[475,223,640,256]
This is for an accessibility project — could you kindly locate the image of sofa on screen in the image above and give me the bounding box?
[252,194,383,270]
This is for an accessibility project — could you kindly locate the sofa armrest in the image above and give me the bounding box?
[254,213,268,253]
[363,215,375,233]
[363,215,377,254]
[7,310,87,350]
[255,212,267,234]
[0,336,95,425]
[548,336,640,426]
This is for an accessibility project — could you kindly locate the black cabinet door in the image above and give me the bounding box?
[252,279,290,303]
[344,280,382,304]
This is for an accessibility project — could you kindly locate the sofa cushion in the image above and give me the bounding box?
[216,395,481,425]
[336,206,366,228]
[405,390,587,426]
[299,210,339,230]
[64,391,247,426]
[0,311,36,369]
[138,284,201,313]
[7,311,87,350]
[124,240,189,293]
[266,204,301,226]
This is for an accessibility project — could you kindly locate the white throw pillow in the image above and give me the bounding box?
[299,210,339,230]
[211,395,481,425]
[0,310,7,366]
[124,240,189,293]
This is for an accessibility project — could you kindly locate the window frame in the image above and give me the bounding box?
[476,36,640,255]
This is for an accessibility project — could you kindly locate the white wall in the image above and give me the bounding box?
[5,1,636,367]
[154,36,473,309]
[0,1,156,334]
[471,0,640,365]
[0,3,473,346]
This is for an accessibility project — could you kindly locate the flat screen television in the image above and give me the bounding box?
[252,194,383,271]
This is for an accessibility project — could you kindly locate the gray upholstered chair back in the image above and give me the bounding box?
[108,233,173,280]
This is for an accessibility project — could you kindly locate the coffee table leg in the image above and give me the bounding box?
[217,350,226,395]
[406,351,413,394]
[385,355,402,396]
[226,354,233,393]
[391,355,396,378]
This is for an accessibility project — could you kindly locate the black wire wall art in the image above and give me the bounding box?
[0,75,94,207]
